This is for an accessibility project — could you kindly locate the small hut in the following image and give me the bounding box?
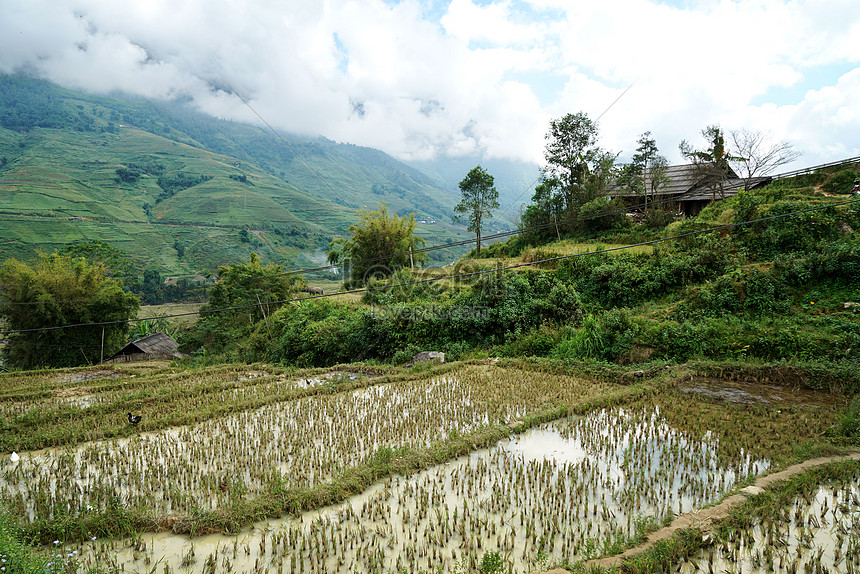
[107,332,181,363]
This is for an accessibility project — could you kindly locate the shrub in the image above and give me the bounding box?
[508,326,559,357]
[735,199,840,258]
[836,396,860,438]
[551,309,637,363]
[643,208,675,229]
[578,197,629,232]
[822,168,858,195]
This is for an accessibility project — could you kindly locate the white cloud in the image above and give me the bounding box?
[0,0,858,170]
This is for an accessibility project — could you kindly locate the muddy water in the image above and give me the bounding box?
[67,406,769,574]
[677,478,860,573]
[677,377,838,408]
[1,374,534,521]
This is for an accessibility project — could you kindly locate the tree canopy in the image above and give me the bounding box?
[0,252,140,369]
[328,203,426,287]
[58,240,141,291]
[521,112,616,241]
[193,252,302,354]
[454,166,499,256]
[543,112,601,214]
[629,132,669,208]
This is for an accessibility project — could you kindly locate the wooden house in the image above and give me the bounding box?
[609,164,771,216]
[107,332,182,363]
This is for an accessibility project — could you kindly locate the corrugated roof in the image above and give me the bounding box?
[115,332,179,357]
[677,175,770,202]
[610,164,702,198]
[611,163,754,202]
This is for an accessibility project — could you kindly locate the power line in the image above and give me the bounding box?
[218,77,357,212]
[0,189,684,309]
[0,186,839,308]
[2,197,855,336]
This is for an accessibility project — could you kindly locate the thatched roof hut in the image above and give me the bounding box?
[107,332,181,363]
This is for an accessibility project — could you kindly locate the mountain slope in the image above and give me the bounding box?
[0,75,471,275]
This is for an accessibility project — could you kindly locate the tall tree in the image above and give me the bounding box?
[629,132,670,208]
[0,253,140,368]
[327,203,426,287]
[453,166,500,256]
[680,125,742,201]
[543,112,601,213]
[728,129,801,190]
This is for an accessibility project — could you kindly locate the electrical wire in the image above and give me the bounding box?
[0,189,715,308]
[2,197,856,336]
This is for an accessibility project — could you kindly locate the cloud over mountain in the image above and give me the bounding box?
[2,0,858,168]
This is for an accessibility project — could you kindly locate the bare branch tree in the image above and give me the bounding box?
[729,129,801,190]
[680,125,741,201]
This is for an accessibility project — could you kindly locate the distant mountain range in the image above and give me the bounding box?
[0,74,537,278]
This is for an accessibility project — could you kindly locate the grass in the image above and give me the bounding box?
[615,458,860,573]
[0,79,476,276]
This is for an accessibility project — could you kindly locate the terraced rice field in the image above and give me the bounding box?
[0,361,849,573]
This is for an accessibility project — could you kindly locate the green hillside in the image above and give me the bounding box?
[0,75,471,276]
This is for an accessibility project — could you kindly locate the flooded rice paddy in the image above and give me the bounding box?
[59,405,769,573]
[1,367,613,520]
[1,365,848,573]
[678,477,860,574]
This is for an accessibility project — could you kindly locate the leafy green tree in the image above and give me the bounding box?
[141,267,163,304]
[327,203,426,287]
[543,112,601,213]
[523,112,616,239]
[453,166,499,256]
[629,132,670,208]
[0,253,140,368]
[194,252,301,353]
[59,240,140,291]
[680,125,742,201]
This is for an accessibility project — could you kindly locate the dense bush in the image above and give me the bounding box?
[578,197,630,232]
[557,240,733,309]
[733,194,841,258]
[822,168,858,195]
[673,267,790,319]
[156,172,213,202]
[236,268,589,366]
[550,308,638,363]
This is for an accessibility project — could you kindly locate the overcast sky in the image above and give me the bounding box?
[2,0,859,171]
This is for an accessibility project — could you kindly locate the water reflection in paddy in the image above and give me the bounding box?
[677,478,860,574]
[4,367,609,522]
[70,405,769,573]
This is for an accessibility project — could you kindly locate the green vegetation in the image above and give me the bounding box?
[0,253,139,369]
[454,165,499,256]
[2,80,860,574]
[190,253,302,354]
[181,166,860,379]
[326,203,426,287]
[0,74,471,280]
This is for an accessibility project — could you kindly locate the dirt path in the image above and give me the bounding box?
[533,452,860,574]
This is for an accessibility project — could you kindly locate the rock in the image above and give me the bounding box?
[740,485,765,496]
[408,351,445,365]
[633,370,645,377]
